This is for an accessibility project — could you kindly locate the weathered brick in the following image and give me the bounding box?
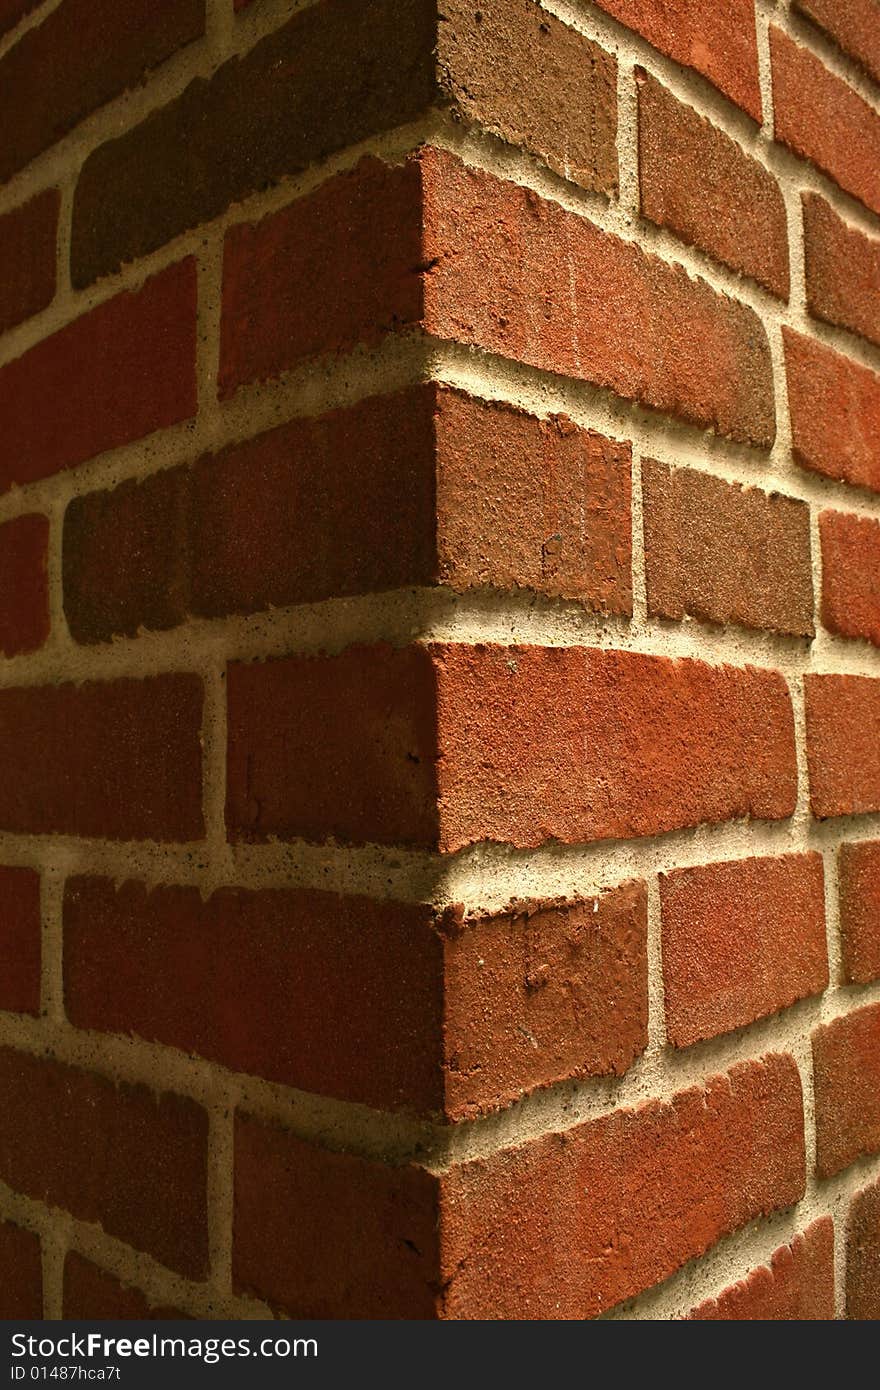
[0,1220,41,1319]
[63,1253,188,1320]
[643,460,813,636]
[0,259,197,493]
[847,1178,880,1319]
[441,1054,805,1317]
[784,328,880,493]
[805,674,880,819]
[593,0,762,119]
[0,1047,208,1276]
[771,28,880,216]
[839,840,880,984]
[0,864,41,1016]
[63,388,631,643]
[0,0,205,185]
[660,854,827,1048]
[220,148,775,447]
[234,1115,440,1318]
[72,0,616,287]
[64,876,648,1119]
[814,1004,880,1177]
[0,674,203,842]
[637,73,788,297]
[226,643,797,852]
[820,509,880,647]
[0,189,58,335]
[687,1219,835,1319]
[0,514,49,657]
[803,193,880,350]
[793,0,880,86]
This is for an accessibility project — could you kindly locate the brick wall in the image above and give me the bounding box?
[0,0,878,1321]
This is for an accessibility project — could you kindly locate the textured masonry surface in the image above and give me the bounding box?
[0,0,878,1322]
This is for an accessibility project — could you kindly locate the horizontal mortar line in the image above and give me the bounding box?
[2,581,880,688]
[607,1148,880,1319]
[0,0,324,214]
[777,1,880,111]
[0,1177,271,1321]
[2,976,879,1174]
[0,0,62,63]
[427,115,880,379]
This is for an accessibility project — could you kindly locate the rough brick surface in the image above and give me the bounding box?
[71,0,615,288]
[0,0,205,185]
[0,514,49,657]
[0,675,203,842]
[793,0,880,85]
[593,0,762,119]
[226,643,797,852]
[771,28,880,217]
[422,150,776,448]
[660,854,828,1047]
[847,1179,880,1320]
[805,674,880,819]
[0,259,197,493]
[820,509,880,648]
[0,1220,41,1319]
[234,1116,440,1318]
[803,193,880,350]
[637,73,788,297]
[687,1220,835,1319]
[63,387,632,643]
[440,1055,805,1318]
[0,189,58,335]
[813,1004,880,1177]
[0,864,41,1016]
[784,328,880,494]
[643,460,813,636]
[0,1048,209,1275]
[64,876,648,1120]
[839,840,880,984]
[63,1253,188,1320]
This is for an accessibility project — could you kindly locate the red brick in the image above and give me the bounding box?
[0,674,203,842]
[0,189,58,335]
[0,0,41,37]
[221,148,775,448]
[233,1115,440,1318]
[804,193,880,350]
[0,1047,208,1276]
[440,1054,806,1317]
[805,674,880,818]
[813,1004,880,1176]
[226,643,797,852]
[422,150,775,448]
[637,74,788,297]
[771,28,880,217]
[63,1253,188,1320]
[0,0,205,184]
[0,514,49,657]
[64,877,647,1119]
[661,854,828,1048]
[0,259,197,494]
[839,840,880,984]
[820,509,880,647]
[687,1219,835,1319]
[784,328,880,493]
[0,1220,41,1319]
[0,865,41,1016]
[63,387,632,643]
[643,460,813,636]
[847,1178,880,1319]
[793,0,880,86]
[593,0,762,120]
[72,0,615,288]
